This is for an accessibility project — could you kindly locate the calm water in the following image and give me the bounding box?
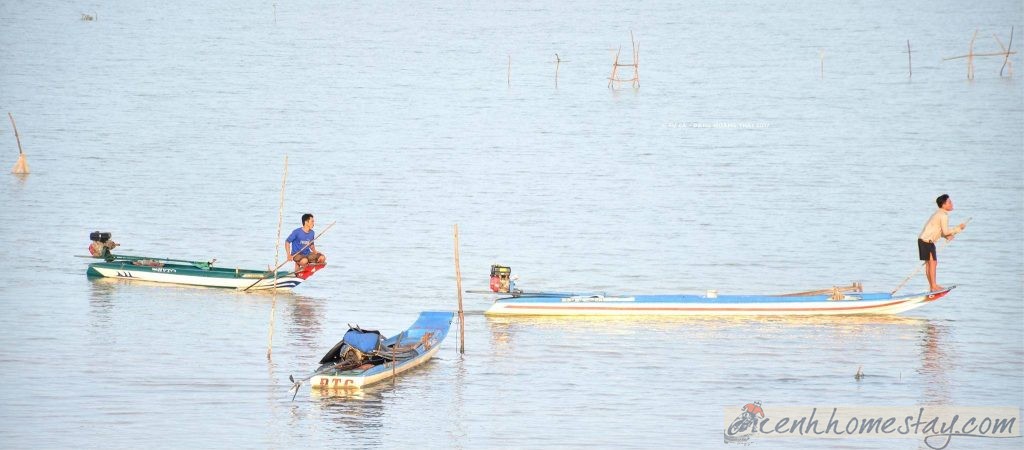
[1,0,1022,448]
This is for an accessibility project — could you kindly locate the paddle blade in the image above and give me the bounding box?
[11,153,28,174]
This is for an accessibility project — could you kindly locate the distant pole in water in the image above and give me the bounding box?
[607,31,640,89]
[554,53,561,88]
[943,29,1016,79]
[968,30,977,80]
[273,3,277,25]
[267,155,288,360]
[507,54,511,88]
[906,40,913,79]
[8,113,29,175]
[995,26,1015,77]
[453,224,465,354]
[819,48,825,80]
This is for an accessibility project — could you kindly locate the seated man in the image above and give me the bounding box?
[286,213,326,269]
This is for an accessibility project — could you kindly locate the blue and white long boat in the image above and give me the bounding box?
[292,311,454,394]
[481,285,954,316]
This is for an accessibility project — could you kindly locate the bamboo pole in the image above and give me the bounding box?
[608,46,621,88]
[267,155,288,360]
[554,53,561,88]
[819,48,825,80]
[453,224,465,354]
[631,31,639,88]
[968,30,977,80]
[906,40,913,79]
[8,113,29,174]
[995,27,1015,77]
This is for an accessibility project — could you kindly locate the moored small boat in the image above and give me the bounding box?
[481,286,955,317]
[291,311,454,395]
[86,254,324,291]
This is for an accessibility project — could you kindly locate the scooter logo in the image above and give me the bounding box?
[726,401,765,440]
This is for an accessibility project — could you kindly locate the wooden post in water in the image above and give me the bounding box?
[267,155,288,359]
[906,40,913,79]
[8,113,29,174]
[819,48,825,80]
[943,30,1016,79]
[968,30,977,80]
[554,53,561,88]
[453,224,465,354]
[507,55,511,87]
[607,32,640,89]
[995,26,1015,77]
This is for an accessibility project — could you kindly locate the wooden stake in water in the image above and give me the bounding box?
[554,53,561,88]
[8,113,29,174]
[906,40,913,79]
[507,55,511,87]
[819,48,825,80]
[267,155,288,359]
[453,224,465,354]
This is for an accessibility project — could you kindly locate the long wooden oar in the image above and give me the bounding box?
[241,220,335,291]
[891,217,972,295]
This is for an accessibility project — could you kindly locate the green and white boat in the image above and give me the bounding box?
[86,254,324,291]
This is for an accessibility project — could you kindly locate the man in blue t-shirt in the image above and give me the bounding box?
[286,213,326,268]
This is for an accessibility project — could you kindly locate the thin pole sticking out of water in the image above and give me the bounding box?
[507,55,511,87]
[453,224,465,354]
[267,155,288,360]
[273,3,277,25]
[554,53,561,88]
[819,49,825,80]
[906,40,913,79]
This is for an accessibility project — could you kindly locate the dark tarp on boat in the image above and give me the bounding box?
[318,325,383,365]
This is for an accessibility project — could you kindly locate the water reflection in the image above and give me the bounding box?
[919,321,952,404]
[314,389,386,446]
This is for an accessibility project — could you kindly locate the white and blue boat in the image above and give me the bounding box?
[292,311,454,394]
[481,285,954,316]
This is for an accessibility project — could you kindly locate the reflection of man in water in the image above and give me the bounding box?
[741,401,765,431]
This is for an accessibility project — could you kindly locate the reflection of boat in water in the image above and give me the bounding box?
[291,312,454,394]
[479,285,955,316]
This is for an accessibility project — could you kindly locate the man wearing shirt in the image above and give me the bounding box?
[286,213,326,268]
[918,194,966,292]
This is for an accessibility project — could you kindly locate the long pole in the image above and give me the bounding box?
[907,40,913,79]
[267,155,288,359]
[453,224,465,354]
[891,217,972,295]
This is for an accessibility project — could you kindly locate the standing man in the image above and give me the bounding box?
[918,194,966,292]
[286,213,326,269]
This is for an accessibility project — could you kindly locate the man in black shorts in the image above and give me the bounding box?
[917,194,966,292]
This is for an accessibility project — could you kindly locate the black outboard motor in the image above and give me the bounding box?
[89,231,119,261]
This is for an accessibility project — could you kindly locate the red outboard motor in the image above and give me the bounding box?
[490,265,511,293]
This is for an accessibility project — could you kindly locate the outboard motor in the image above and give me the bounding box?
[490,264,511,293]
[88,231,119,260]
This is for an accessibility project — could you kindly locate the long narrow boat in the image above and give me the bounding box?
[292,311,454,394]
[481,286,955,316]
[86,254,324,291]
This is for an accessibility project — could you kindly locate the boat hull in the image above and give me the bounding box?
[484,288,953,317]
[309,311,454,391]
[87,260,323,291]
